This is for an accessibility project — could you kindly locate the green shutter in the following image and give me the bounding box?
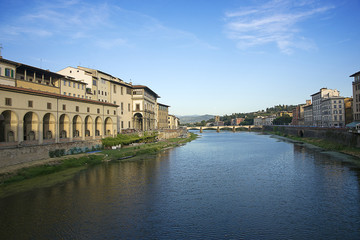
[11,69,14,78]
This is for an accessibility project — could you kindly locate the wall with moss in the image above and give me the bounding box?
[0,140,102,168]
[264,126,360,147]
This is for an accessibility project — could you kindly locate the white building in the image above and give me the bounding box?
[321,97,345,127]
[311,88,340,126]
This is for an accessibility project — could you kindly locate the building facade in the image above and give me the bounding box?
[58,66,133,133]
[132,85,159,131]
[350,71,360,122]
[231,118,244,126]
[168,114,179,129]
[0,57,118,146]
[291,100,311,126]
[321,97,345,127]
[157,103,169,129]
[303,104,313,126]
[311,88,340,126]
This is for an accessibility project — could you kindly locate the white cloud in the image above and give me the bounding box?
[224,0,334,54]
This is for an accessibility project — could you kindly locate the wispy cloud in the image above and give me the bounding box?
[0,0,214,51]
[224,0,334,54]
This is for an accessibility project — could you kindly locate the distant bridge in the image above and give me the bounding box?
[187,125,262,133]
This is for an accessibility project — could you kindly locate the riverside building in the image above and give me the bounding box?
[0,57,117,146]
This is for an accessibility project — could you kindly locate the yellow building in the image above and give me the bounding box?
[168,114,179,129]
[0,57,118,147]
[132,85,159,131]
[58,66,133,133]
[157,103,170,129]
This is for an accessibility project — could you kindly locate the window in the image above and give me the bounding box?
[82,85,84,90]
[64,80,66,86]
[339,105,342,108]
[94,90,96,95]
[105,92,107,96]
[78,95,80,98]
[334,105,336,108]
[114,101,116,104]
[5,68,14,78]
[93,79,97,86]
[68,81,71,86]
[68,93,71,96]
[136,104,140,111]
[78,83,80,89]
[121,121,124,128]
[114,110,116,115]
[63,92,66,95]
[73,94,76,97]
[128,121,130,128]
[127,88,131,94]
[73,82,75,88]
[114,85,116,93]
[76,106,79,112]
[98,90,100,94]
[97,108,100,114]
[63,104,66,110]
[47,103,52,109]
[28,101,33,108]
[102,91,104,95]
[121,102,124,110]
[107,110,109,114]
[121,87,123,95]
[128,103,130,111]
[87,107,90,113]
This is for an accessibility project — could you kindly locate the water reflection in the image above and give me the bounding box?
[1,132,360,239]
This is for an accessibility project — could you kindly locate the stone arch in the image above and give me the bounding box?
[43,113,56,139]
[59,114,70,138]
[95,116,102,136]
[298,129,304,138]
[23,112,39,141]
[134,113,143,131]
[105,117,113,136]
[73,115,82,138]
[0,110,18,142]
[85,116,93,137]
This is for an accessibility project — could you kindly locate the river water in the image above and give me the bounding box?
[1,131,360,239]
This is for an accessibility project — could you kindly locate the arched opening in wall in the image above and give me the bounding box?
[0,110,18,142]
[105,117,113,136]
[298,130,304,138]
[134,113,143,131]
[85,116,93,137]
[95,116,102,136]
[73,115,82,138]
[23,112,39,141]
[59,114,70,138]
[43,113,55,139]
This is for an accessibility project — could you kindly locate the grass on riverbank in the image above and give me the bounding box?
[0,133,198,188]
[270,131,360,158]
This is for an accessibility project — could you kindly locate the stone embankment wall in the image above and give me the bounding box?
[263,126,360,148]
[0,140,102,169]
[157,128,188,140]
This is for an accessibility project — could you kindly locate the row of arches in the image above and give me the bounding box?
[0,110,114,143]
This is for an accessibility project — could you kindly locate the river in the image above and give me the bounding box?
[1,131,360,239]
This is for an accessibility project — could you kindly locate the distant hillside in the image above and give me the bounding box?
[178,115,215,124]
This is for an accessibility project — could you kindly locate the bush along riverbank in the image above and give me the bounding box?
[269,130,360,159]
[0,132,198,189]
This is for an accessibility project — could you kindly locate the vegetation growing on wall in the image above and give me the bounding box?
[102,132,158,147]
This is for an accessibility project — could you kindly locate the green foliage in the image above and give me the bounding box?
[49,149,66,158]
[102,132,158,147]
[273,115,293,125]
[3,155,103,184]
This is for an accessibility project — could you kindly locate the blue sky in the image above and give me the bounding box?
[1,0,359,116]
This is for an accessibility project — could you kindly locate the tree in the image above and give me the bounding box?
[273,115,292,125]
